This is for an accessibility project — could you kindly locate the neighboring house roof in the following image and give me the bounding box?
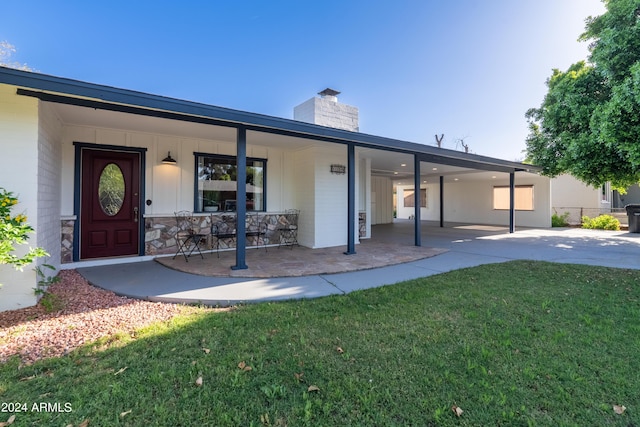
[0,66,540,174]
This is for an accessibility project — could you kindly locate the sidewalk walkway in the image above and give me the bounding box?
[77,223,640,307]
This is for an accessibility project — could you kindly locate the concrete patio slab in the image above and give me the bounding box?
[154,241,447,278]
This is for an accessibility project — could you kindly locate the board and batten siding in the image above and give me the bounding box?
[59,125,294,217]
[293,144,352,248]
[371,176,393,224]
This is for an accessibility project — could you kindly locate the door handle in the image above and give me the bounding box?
[134,206,139,223]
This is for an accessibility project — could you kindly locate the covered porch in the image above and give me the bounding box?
[0,67,548,312]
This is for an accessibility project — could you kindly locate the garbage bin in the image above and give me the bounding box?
[625,204,640,233]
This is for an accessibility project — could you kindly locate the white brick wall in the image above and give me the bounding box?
[0,84,40,311]
[37,102,63,271]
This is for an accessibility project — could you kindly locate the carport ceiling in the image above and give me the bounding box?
[359,147,508,181]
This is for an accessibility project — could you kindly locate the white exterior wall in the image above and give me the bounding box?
[37,102,63,271]
[359,157,372,238]
[396,183,440,221]
[60,125,294,217]
[551,174,603,209]
[0,85,40,311]
[396,173,550,228]
[293,147,316,247]
[371,176,393,224]
[313,145,349,248]
[291,144,352,248]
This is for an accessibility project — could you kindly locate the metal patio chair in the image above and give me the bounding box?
[277,209,299,249]
[173,211,206,261]
[210,213,237,257]
[245,212,269,252]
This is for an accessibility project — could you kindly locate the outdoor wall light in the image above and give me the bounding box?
[162,151,177,164]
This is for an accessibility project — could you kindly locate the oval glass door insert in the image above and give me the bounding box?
[98,163,125,216]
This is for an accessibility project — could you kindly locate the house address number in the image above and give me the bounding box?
[330,164,346,174]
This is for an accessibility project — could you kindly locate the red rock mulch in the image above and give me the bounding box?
[0,270,184,365]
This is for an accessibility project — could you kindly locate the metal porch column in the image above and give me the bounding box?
[509,171,515,233]
[439,175,444,228]
[345,143,356,255]
[232,126,248,270]
[414,155,422,246]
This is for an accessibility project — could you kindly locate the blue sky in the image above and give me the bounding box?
[2,1,605,161]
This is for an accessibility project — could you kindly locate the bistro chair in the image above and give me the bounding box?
[224,199,237,212]
[245,212,269,252]
[277,209,299,249]
[210,213,237,257]
[173,211,206,261]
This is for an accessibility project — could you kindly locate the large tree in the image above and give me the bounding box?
[526,0,640,190]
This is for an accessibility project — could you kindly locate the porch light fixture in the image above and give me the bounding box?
[162,151,177,164]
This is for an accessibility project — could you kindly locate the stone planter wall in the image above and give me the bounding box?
[62,211,363,262]
[144,213,293,256]
[359,212,366,238]
[61,218,75,264]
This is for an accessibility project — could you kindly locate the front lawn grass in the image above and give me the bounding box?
[1,260,639,426]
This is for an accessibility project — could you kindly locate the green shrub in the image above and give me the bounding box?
[0,188,48,287]
[581,214,621,230]
[551,211,570,227]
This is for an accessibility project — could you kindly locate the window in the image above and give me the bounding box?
[493,185,534,211]
[404,189,427,208]
[195,154,266,212]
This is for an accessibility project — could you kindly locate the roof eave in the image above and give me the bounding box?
[0,66,541,174]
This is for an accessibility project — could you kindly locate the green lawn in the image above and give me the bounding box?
[1,260,639,426]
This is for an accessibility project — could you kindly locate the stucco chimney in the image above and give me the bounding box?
[294,88,359,132]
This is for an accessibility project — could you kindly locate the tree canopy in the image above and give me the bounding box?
[525,0,640,190]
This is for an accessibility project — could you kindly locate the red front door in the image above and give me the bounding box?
[80,149,141,259]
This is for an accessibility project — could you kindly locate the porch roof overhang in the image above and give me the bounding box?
[1,66,540,175]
